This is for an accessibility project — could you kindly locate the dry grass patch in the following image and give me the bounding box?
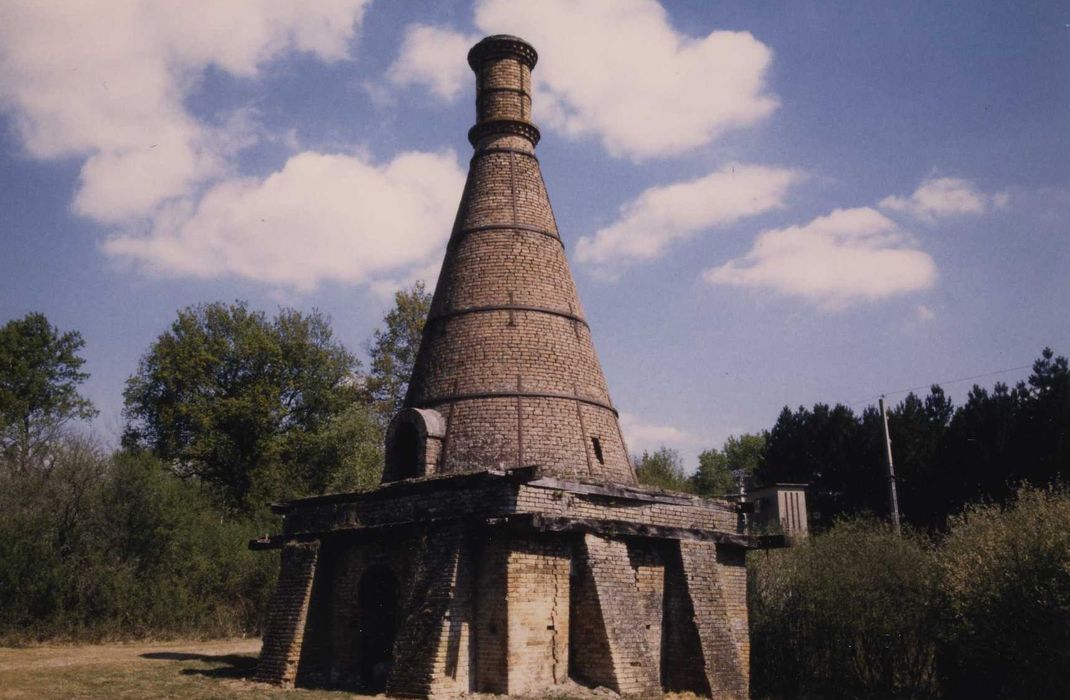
[0,639,366,699]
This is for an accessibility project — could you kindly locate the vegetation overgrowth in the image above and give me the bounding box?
[0,286,430,644]
[1,300,1068,700]
[750,486,1070,699]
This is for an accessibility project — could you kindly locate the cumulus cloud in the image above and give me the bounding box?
[619,412,698,454]
[387,24,478,100]
[392,0,778,160]
[575,164,802,276]
[879,177,995,221]
[105,150,466,291]
[705,207,937,310]
[0,0,369,223]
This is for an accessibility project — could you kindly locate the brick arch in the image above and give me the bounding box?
[383,408,445,482]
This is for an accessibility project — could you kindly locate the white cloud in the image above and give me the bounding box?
[879,177,992,221]
[575,164,802,276]
[0,0,369,223]
[916,305,936,321]
[392,0,777,160]
[387,24,478,100]
[619,412,699,455]
[104,150,467,291]
[705,207,937,310]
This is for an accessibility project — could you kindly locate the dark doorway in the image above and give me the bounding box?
[391,421,420,479]
[356,565,399,692]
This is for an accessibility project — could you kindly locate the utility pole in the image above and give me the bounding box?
[879,395,902,535]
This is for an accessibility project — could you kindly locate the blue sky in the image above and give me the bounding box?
[1,1,1067,469]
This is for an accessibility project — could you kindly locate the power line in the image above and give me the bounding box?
[848,363,1034,408]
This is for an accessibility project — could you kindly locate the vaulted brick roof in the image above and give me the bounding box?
[403,35,636,484]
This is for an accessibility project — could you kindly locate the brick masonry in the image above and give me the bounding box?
[399,33,634,485]
[255,541,319,687]
[253,35,771,699]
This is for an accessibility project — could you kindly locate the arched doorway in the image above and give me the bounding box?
[392,421,420,478]
[356,565,399,692]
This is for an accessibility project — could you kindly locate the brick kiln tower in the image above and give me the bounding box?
[386,34,632,486]
[253,36,779,699]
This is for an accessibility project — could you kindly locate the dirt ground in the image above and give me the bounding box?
[0,638,370,699]
[0,640,704,699]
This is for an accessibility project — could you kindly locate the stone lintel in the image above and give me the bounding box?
[271,465,733,513]
[251,511,782,552]
[253,468,783,552]
[270,467,533,514]
[525,475,736,509]
[496,513,777,549]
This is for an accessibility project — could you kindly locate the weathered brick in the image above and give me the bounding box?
[254,34,759,700]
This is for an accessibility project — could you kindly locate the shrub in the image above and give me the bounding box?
[749,519,941,699]
[938,486,1070,698]
[0,441,276,642]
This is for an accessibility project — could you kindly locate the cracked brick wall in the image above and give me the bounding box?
[573,534,661,697]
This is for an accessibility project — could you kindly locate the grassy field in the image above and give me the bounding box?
[0,638,369,699]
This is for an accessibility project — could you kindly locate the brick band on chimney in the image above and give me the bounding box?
[467,35,541,147]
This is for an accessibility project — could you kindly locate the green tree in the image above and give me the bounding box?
[634,446,692,492]
[366,281,432,427]
[1020,347,1070,486]
[759,403,883,526]
[0,442,276,641]
[122,301,374,512]
[0,313,96,472]
[692,433,765,497]
[888,386,954,528]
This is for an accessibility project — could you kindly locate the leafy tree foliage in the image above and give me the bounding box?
[0,439,275,641]
[0,313,96,471]
[366,281,432,427]
[634,446,692,492]
[692,433,765,497]
[122,302,375,512]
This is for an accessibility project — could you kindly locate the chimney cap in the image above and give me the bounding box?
[467,34,538,70]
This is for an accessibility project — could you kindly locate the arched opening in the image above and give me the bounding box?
[392,421,420,479]
[356,565,399,692]
[383,408,445,483]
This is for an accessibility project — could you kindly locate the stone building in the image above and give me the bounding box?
[253,35,779,699]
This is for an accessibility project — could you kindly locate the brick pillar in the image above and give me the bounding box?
[255,540,320,686]
[573,534,660,697]
[387,524,472,698]
[678,541,750,700]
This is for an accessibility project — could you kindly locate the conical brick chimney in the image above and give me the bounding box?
[386,35,636,485]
